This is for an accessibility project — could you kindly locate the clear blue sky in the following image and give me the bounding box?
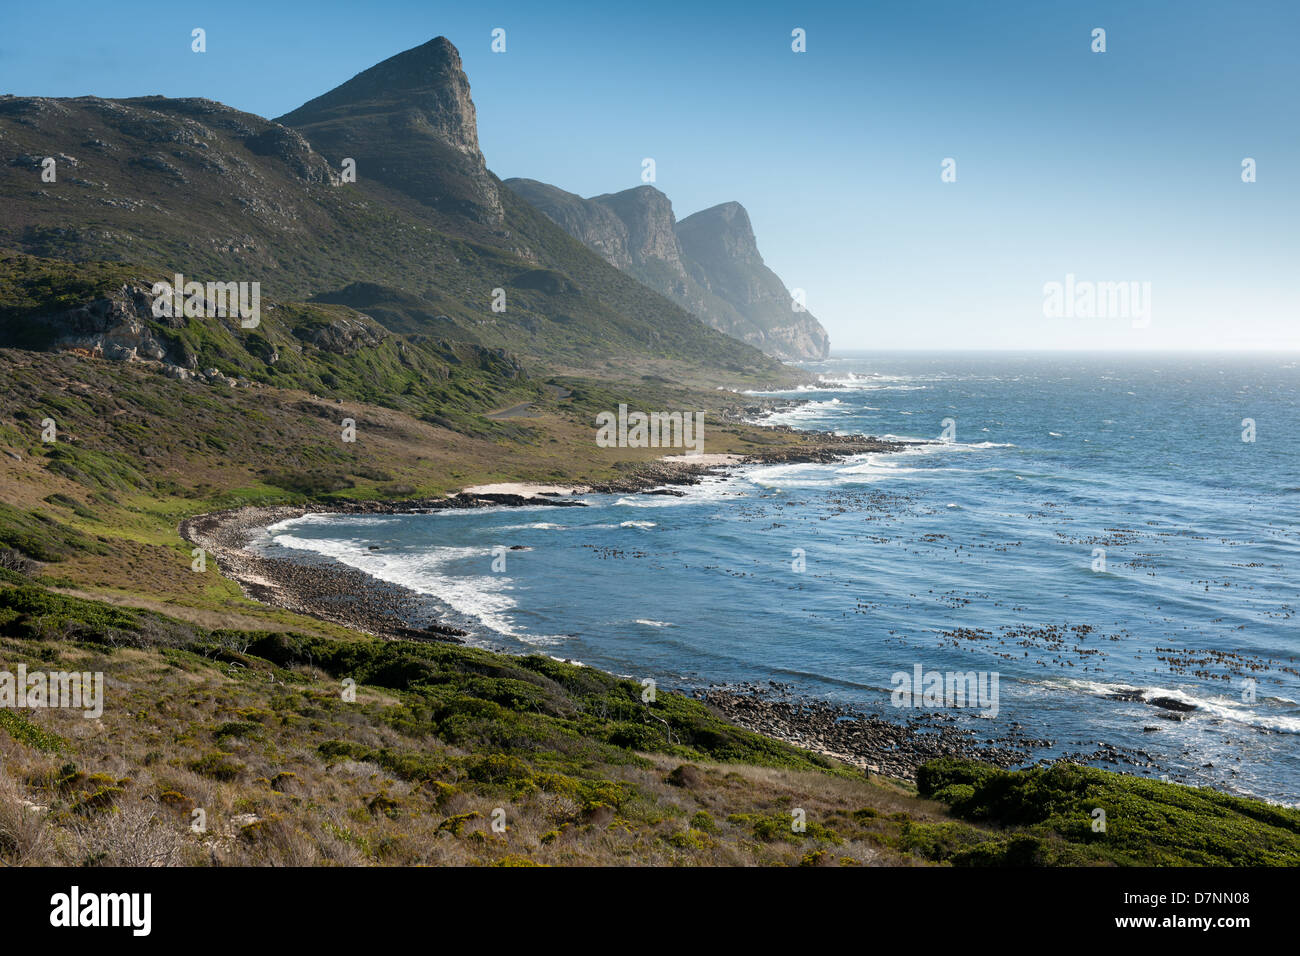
[3,0,1297,350]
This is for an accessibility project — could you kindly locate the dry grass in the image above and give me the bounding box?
[0,626,952,867]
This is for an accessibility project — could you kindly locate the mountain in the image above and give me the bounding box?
[675,202,830,361]
[276,37,502,225]
[506,179,830,361]
[0,38,793,391]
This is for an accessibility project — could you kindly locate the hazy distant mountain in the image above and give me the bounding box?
[0,38,787,383]
[506,179,829,361]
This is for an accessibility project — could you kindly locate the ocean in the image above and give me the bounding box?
[257,351,1300,803]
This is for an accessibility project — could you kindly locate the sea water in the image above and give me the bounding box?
[259,352,1300,803]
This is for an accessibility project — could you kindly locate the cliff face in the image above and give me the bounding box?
[676,203,830,361]
[506,179,830,361]
[277,37,503,224]
[0,37,790,382]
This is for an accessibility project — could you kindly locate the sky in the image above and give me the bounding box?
[3,0,1297,351]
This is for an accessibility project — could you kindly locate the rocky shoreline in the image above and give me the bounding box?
[179,439,904,637]
[178,434,1046,782]
[699,684,1042,779]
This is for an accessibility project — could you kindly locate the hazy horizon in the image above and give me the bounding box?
[822,346,1300,355]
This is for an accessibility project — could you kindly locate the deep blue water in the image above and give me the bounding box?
[259,352,1300,803]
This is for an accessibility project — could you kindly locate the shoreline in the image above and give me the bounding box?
[179,434,903,641]
[698,685,1037,778]
[178,431,1045,781]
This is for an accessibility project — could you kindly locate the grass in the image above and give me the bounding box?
[0,582,1296,866]
[0,346,825,634]
[917,757,1300,866]
[0,242,1290,865]
[0,501,108,562]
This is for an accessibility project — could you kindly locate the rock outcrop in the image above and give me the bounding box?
[676,202,830,361]
[292,315,389,355]
[277,37,502,223]
[28,285,173,363]
[506,179,829,360]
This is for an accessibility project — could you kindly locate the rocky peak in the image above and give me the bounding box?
[277,37,502,223]
[243,125,340,185]
[593,186,683,268]
[675,201,760,264]
[507,179,830,361]
[505,179,633,267]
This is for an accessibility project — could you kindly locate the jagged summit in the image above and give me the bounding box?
[279,38,475,152]
[277,37,502,223]
[506,179,830,360]
[0,39,788,381]
[677,201,760,260]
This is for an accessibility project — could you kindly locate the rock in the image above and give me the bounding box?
[1105,690,1145,703]
[23,284,176,365]
[1148,696,1196,713]
[277,37,503,224]
[293,315,388,354]
[131,153,187,182]
[243,124,340,185]
[666,764,703,789]
[506,180,830,361]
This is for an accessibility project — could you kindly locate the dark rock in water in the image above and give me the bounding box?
[367,545,380,550]
[1148,696,1196,712]
[450,492,585,509]
[1105,690,1195,714]
[1105,690,1145,703]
